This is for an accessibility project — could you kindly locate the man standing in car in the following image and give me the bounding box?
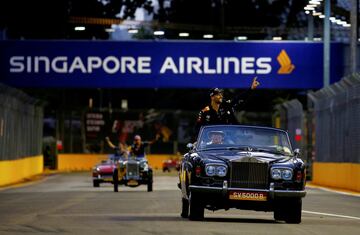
[129,134,159,158]
[195,77,260,136]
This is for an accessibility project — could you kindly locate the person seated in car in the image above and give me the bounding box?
[207,131,225,145]
[129,134,159,158]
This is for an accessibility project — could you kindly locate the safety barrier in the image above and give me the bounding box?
[57,154,179,171]
[0,155,43,187]
[313,162,360,192]
[0,83,43,161]
[308,74,360,192]
[0,84,44,187]
[276,74,360,192]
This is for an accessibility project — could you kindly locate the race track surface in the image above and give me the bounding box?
[0,172,359,235]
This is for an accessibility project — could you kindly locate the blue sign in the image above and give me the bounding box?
[0,40,343,89]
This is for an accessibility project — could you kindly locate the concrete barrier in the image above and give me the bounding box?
[57,154,179,171]
[0,155,43,187]
[313,162,360,192]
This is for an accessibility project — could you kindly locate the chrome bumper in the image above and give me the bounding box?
[93,175,113,181]
[189,182,306,199]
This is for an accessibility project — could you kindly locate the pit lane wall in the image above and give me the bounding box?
[0,155,43,186]
[312,163,360,192]
[309,74,360,192]
[276,74,360,192]
[0,84,44,187]
[57,154,177,171]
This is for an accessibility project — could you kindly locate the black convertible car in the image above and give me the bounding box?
[179,125,306,223]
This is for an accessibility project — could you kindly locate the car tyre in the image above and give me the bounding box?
[274,207,285,221]
[285,198,302,224]
[93,180,100,187]
[147,169,153,192]
[181,198,189,218]
[113,169,119,192]
[147,181,153,192]
[188,192,204,221]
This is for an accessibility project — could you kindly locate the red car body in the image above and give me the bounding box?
[162,158,180,172]
[92,160,116,187]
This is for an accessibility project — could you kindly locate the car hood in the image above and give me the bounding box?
[196,150,291,165]
[96,163,116,172]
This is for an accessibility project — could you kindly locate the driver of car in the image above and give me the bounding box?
[207,131,225,145]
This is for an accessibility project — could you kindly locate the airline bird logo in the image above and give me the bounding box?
[277,50,295,74]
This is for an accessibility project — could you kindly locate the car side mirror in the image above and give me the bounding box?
[293,148,300,157]
[186,143,194,150]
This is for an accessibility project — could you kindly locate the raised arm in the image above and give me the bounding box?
[230,77,260,110]
[105,136,116,149]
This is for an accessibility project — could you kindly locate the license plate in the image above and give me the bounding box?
[127,180,139,186]
[229,191,268,201]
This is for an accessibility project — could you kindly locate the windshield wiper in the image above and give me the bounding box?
[199,147,228,151]
[226,146,253,151]
[251,147,290,156]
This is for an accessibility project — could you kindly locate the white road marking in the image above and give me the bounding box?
[303,210,360,220]
[306,185,360,197]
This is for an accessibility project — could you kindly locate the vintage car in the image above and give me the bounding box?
[113,154,153,192]
[162,158,181,172]
[179,125,306,223]
[92,155,122,187]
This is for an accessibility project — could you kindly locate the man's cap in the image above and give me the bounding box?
[209,88,223,97]
[208,130,225,138]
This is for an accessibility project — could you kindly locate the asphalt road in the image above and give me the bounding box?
[0,172,359,235]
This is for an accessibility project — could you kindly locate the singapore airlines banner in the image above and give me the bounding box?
[0,40,343,89]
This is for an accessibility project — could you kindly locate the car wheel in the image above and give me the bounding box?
[188,192,204,221]
[285,198,302,224]
[113,169,119,192]
[181,197,189,218]
[93,180,100,187]
[274,207,285,221]
[147,169,153,192]
[147,181,153,192]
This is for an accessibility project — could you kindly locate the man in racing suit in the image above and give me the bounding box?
[195,77,260,137]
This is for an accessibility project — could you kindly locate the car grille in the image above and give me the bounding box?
[230,162,269,189]
[126,162,139,178]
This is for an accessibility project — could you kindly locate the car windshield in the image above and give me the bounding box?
[196,126,292,156]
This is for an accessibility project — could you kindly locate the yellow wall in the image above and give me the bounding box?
[148,154,179,170]
[0,155,43,187]
[313,162,360,192]
[57,154,109,171]
[57,154,179,171]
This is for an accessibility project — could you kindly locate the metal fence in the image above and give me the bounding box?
[0,83,43,161]
[308,73,360,163]
[274,98,314,179]
[274,99,308,159]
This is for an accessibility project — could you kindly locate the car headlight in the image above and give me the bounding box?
[216,166,227,177]
[205,165,216,176]
[96,167,101,172]
[281,169,293,180]
[271,168,282,180]
[271,168,293,180]
[205,164,227,177]
[139,161,147,168]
